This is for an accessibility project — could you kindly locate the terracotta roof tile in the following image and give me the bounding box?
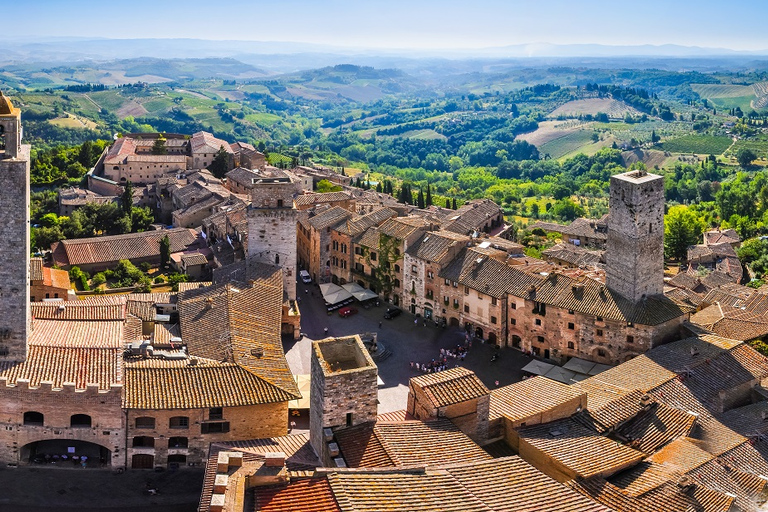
[327,471,489,512]
[178,278,299,399]
[123,357,293,409]
[0,345,122,390]
[442,199,502,235]
[517,418,646,479]
[52,228,198,267]
[406,231,470,264]
[445,456,611,512]
[30,257,43,281]
[308,207,354,230]
[489,376,584,423]
[30,319,125,348]
[254,477,340,512]
[616,403,697,454]
[334,418,491,468]
[295,191,353,207]
[32,297,126,321]
[410,367,489,407]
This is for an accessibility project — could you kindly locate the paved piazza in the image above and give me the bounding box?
[284,281,535,414]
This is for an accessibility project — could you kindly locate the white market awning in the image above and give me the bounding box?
[319,283,353,305]
[342,282,378,302]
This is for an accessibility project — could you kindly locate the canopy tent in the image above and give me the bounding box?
[543,366,578,385]
[319,283,353,306]
[288,374,311,409]
[521,360,555,376]
[589,363,613,375]
[342,282,378,302]
[562,357,597,376]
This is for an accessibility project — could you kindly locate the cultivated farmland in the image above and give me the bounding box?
[549,98,639,119]
[658,135,733,155]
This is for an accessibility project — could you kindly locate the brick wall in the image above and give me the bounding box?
[126,402,287,469]
[0,383,124,467]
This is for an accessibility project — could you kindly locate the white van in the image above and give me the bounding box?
[299,270,312,284]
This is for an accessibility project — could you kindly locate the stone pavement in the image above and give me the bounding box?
[0,465,203,511]
[286,282,535,414]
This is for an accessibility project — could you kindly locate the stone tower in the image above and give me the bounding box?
[246,169,300,300]
[606,169,664,302]
[0,91,30,362]
[309,336,378,466]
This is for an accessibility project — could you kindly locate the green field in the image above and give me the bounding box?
[729,135,768,160]
[691,83,754,98]
[538,130,596,159]
[245,112,282,126]
[658,135,733,155]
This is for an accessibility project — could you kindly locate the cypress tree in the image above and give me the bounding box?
[426,183,432,206]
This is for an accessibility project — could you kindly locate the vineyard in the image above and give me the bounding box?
[658,135,733,155]
[752,82,768,109]
[549,98,639,119]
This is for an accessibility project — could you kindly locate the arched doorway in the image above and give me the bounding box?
[511,335,522,349]
[21,440,111,467]
[449,317,459,327]
[488,332,497,345]
[474,327,483,339]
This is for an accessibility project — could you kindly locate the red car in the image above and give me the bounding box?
[338,306,358,318]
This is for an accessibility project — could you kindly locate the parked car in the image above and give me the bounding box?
[383,307,402,319]
[299,270,312,284]
[338,306,358,318]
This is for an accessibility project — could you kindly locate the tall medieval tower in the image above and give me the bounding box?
[0,91,30,362]
[246,170,300,300]
[606,169,664,302]
[309,336,378,466]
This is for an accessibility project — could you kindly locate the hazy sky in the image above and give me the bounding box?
[4,0,768,51]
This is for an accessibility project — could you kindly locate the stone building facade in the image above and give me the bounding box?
[0,91,30,363]
[403,231,470,323]
[125,403,287,469]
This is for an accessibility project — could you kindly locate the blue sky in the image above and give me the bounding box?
[3,0,768,51]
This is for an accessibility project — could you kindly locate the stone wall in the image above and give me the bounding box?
[248,181,301,300]
[606,171,665,301]
[309,337,378,466]
[0,144,30,362]
[509,295,685,365]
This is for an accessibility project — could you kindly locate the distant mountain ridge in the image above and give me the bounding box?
[1,37,767,66]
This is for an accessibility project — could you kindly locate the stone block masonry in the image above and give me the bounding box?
[0,143,30,362]
[606,170,665,302]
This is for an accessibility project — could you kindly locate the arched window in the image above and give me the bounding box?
[70,414,92,428]
[23,411,44,426]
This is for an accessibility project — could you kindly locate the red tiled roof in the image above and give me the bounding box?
[254,478,340,512]
[52,228,198,267]
[410,367,489,408]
